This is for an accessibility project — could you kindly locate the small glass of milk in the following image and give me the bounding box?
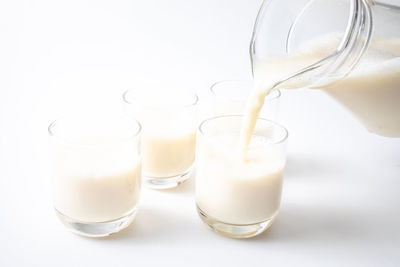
[196,115,288,238]
[123,87,198,189]
[200,80,280,121]
[48,113,142,237]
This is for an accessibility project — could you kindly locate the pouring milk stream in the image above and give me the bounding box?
[240,0,400,146]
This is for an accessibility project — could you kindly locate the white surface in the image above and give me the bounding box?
[0,0,399,266]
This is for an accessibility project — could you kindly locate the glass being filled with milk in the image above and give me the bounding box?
[250,0,400,137]
[123,87,198,189]
[196,115,288,238]
[48,113,142,237]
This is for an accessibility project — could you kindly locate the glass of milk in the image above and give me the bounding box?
[48,113,142,237]
[123,88,198,189]
[196,115,288,238]
[203,80,280,121]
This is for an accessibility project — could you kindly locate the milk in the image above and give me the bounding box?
[324,57,400,137]
[141,122,196,178]
[196,134,285,224]
[242,37,400,144]
[50,137,141,222]
[123,89,197,179]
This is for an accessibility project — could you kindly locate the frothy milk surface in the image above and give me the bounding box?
[242,37,400,143]
[196,134,284,225]
[50,137,141,222]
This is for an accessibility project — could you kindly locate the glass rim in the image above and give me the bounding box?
[122,89,199,109]
[198,114,288,146]
[48,113,142,145]
[210,79,281,101]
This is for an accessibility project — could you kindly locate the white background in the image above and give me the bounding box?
[1,0,399,266]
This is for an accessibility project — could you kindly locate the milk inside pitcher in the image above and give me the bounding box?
[250,0,400,137]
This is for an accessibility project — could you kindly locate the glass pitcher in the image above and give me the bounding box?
[250,0,400,137]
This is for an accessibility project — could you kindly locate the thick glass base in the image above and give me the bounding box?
[144,168,192,189]
[55,208,137,238]
[197,205,276,238]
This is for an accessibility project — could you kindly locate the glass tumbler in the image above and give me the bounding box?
[48,113,142,237]
[196,115,288,238]
[123,88,198,189]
